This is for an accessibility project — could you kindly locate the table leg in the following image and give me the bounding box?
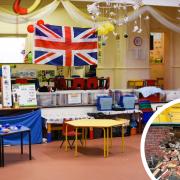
[110,127,113,148]
[85,128,87,147]
[28,131,32,160]
[75,128,78,157]
[82,128,85,147]
[20,132,23,154]
[106,128,109,157]
[47,124,52,143]
[103,128,106,158]
[65,125,68,152]
[121,126,125,153]
[0,137,2,167]
[1,137,4,167]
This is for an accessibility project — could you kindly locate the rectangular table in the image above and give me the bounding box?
[65,119,128,158]
[0,127,32,167]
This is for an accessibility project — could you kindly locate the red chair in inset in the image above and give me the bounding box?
[54,77,67,90]
[60,119,82,149]
[16,78,28,84]
[71,78,85,90]
[86,77,98,90]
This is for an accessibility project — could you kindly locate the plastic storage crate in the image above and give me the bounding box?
[37,92,56,107]
[139,93,160,103]
[142,111,154,124]
[56,92,67,106]
[97,96,112,111]
[119,95,136,109]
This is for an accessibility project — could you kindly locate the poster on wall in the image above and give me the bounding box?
[2,65,12,107]
[12,84,37,107]
[37,70,55,82]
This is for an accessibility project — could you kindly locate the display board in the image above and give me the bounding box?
[12,84,37,107]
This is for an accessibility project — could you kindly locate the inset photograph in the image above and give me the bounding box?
[144,103,180,180]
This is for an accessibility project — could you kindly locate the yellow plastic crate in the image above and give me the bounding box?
[135,80,144,87]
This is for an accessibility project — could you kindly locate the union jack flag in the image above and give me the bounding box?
[34,24,98,66]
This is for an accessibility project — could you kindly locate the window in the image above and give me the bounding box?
[0,37,26,63]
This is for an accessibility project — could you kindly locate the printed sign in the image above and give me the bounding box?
[2,65,12,107]
[67,93,81,104]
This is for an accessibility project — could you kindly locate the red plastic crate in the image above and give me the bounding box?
[139,93,160,103]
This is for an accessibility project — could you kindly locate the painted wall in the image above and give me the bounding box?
[0,3,179,89]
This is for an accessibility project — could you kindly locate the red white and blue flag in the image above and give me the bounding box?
[34,24,98,66]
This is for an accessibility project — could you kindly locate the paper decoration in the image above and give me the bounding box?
[2,65,12,107]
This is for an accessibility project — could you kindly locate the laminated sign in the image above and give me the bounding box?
[2,65,12,107]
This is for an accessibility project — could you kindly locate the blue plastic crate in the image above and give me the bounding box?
[142,111,154,124]
[119,95,136,109]
[97,96,112,111]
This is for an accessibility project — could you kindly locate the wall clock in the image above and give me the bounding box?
[134,36,143,46]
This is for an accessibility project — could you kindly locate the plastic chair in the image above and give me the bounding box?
[71,78,85,90]
[54,77,67,90]
[105,77,110,89]
[60,119,82,149]
[98,77,110,89]
[86,77,98,90]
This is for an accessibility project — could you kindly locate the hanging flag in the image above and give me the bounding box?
[34,24,98,66]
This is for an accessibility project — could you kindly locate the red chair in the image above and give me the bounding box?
[71,78,85,90]
[54,77,67,90]
[16,78,28,84]
[105,77,110,89]
[98,77,110,89]
[60,119,82,149]
[86,77,98,90]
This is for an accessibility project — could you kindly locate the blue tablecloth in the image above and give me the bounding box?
[0,110,42,145]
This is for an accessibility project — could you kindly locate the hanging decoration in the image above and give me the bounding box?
[27,19,44,33]
[0,0,179,33]
[13,0,41,15]
[0,0,60,24]
[27,24,35,33]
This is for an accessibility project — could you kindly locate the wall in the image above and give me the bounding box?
[0,3,180,89]
[149,17,180,89]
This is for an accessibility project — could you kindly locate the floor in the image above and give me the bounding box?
[0,135,149,180]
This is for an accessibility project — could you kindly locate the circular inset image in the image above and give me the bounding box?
[141,99,180,180]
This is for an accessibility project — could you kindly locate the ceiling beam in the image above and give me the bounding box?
[70,0,180,7]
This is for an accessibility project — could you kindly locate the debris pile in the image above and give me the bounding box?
[148,133,180,180]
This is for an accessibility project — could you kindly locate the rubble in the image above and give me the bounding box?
[148,133,180,180]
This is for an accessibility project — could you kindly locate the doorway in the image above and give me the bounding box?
[149,32,165,88]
